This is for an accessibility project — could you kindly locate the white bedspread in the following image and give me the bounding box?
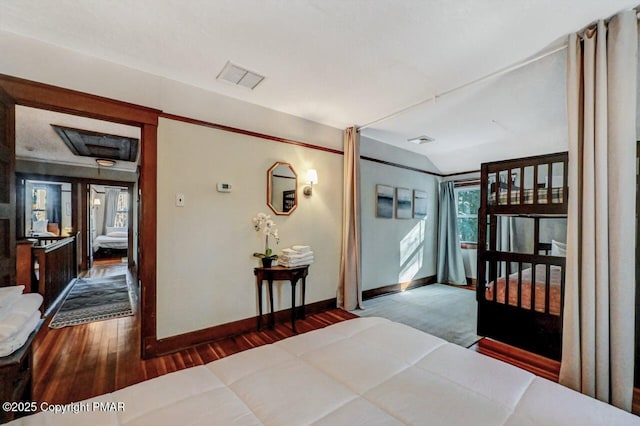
[10,317,638,425]
[93,235,128,252]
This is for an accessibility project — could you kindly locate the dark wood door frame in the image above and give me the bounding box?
[0,88,16,286]
[0,74,160,358]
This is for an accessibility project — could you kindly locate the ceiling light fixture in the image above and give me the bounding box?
[96,158,116,167]
[217,61,265,90]
[407,135,435,145]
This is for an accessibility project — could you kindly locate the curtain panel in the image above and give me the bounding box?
[436,181,466,285]
[338,126,363,310]
[103,188,120,234]
[560,11,637,411]
[44,184,62,226]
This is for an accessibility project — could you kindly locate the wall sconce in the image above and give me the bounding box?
[303,169,318,196]
[93,198,101,207]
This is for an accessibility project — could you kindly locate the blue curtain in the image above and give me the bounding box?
[45,184,62,225]
[436,181,466,284]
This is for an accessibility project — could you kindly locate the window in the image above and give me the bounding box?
[113,191,129,228]
[32,187,47,221]
[456,187,480,243]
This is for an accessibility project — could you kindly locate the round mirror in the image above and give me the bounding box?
[267,162,297,215]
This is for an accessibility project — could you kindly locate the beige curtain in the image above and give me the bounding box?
[338,126,363,310]
[560,11,637,411]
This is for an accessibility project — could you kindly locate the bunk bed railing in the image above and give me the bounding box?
[484,152,568,216]
[480,251,565,316]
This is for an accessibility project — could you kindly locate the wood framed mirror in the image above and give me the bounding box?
[267,162,297,215]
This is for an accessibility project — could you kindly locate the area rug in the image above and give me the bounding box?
[354,283,480,348]
[49,274,134,328]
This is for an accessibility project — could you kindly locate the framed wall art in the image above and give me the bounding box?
[375,184,394,218]
[396,187,412,219]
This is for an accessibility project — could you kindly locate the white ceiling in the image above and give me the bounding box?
[15,106,141,172]
[1,0,637,173]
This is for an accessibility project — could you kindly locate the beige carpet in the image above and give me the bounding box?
[354,284,480,348]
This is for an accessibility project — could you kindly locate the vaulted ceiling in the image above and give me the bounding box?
[0,0,637,173]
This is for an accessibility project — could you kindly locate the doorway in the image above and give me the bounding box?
[89,184,132,267]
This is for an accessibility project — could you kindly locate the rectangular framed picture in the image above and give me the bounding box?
[396,187,413,219]
[375,184,394,218]
[413,190,427,218]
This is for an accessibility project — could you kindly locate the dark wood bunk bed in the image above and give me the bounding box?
[477,152,568,360]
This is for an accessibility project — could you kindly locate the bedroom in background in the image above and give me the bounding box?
[89,184,131,266]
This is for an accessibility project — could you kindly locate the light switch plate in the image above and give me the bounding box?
[176,193,185,207]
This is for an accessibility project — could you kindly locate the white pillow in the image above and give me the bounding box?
[107,231,128,238]
[551,239,567,257]
[106,226,127,235]
[32,220,48,233]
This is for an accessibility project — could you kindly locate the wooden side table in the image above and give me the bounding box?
[254,265,309,333]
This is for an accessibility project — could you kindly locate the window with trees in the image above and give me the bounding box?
[456,187,480,243]
[113,191,129,228]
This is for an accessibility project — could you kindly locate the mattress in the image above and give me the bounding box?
[10,317,637,425]
[485,264,562,315]
[489,187,564,205]
[93,235,128,252]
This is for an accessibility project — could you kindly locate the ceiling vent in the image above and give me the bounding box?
[407,135,435,145]
[217,61,265,90]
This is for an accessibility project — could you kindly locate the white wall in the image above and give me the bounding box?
[0,30,345,339]
[156,118,342,338]
[0,30,342,152]
[360,137,440,290]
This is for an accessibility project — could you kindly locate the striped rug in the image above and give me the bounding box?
[49,274,135,328]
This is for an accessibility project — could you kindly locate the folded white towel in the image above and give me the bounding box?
[0,293,43,323]
[279,251,314,260]
[292,245,311,253]
[0,311,40,357]
[0,304,42,342]
[278,257,314,267]
[0,285,24,310]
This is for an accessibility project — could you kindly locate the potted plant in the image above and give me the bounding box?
[252,212,279,267]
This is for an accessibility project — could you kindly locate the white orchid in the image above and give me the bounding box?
[252,212,279,258]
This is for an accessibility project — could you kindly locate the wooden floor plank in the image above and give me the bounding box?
[32,264,356,406]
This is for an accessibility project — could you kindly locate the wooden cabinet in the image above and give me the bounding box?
[0,320,42,424]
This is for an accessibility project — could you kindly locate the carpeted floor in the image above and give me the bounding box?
[49,274,135,328]
[354,283,480,348]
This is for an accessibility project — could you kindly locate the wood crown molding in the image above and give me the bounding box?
[0,74,159,126]
[360,156,442,177]
[160,112,343,155]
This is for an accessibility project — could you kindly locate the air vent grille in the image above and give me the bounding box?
[407,135,435,144]
[217,61,265,90]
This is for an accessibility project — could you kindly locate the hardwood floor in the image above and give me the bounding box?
[33,264,356,405]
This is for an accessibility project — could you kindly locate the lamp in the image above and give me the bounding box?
[303,169,318,196]
[93,198,101,206]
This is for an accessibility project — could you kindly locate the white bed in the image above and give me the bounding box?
[10,317,638,425]
[93,235,128,252]
[93,227,128,252]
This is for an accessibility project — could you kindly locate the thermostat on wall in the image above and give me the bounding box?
[216,183,232,193]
